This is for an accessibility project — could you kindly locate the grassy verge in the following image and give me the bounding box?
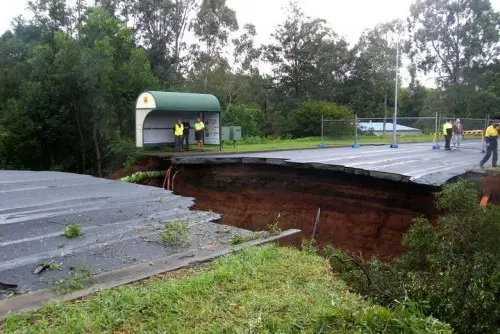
[158,134,437,153]
[2,245,449,333]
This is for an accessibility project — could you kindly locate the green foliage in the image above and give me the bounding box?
[287,100,353,138]
[328,181,500,333]
[0,6,158,175]
[161,221,189,247]
[120,171,166,183]
[2,245,450,333]
[228,232,260,245]
[222,104,264,137]
[51,264,94,295]
[63,224,82,239]
[1,0,498,173]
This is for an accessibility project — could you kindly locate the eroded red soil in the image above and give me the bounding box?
[173,164,438,259]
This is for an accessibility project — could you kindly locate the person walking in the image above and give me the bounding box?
[443,119,453,151]
[174,119,184,152]
[194,116,205,152]
[480,120,499,168]
[182,118,191,151]
[453,119,463,150]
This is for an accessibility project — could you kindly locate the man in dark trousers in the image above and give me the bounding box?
[443,119,453,151]
[480,120,499,168]
[182,118,191,151]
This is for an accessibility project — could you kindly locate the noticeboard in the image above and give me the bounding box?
[204,113,220,145]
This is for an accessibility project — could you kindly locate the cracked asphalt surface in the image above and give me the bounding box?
[173,140,486,186]
[0,171,253,300]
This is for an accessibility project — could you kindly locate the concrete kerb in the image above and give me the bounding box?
[0,229,301,321]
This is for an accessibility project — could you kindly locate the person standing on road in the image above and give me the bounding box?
[453,119,463,150]
[182,118,191,151]
[194,116,205,152]
[443,119,453,151]
[174,119,184,152]
[480,120,499,168]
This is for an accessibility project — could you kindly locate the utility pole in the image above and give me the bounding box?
[391,33,400,148]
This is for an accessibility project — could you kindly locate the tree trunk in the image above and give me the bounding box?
[93,124,103,177]
[74,99,86,174]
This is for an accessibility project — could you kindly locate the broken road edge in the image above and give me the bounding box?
[0,229,301,321]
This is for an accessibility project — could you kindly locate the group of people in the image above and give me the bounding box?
[173,116,205,152]
[442,118,499,168]
[442,119,464,151]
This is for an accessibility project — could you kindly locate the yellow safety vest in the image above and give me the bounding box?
[175,124,184,136]
[442,122,452,135]
[194,121,205,131]
[485,125,498,138]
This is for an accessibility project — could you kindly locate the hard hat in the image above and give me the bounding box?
[456,119,460,122]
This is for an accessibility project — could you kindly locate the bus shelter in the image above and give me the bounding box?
[135,91,221,149]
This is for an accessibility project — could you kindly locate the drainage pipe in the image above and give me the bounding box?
[172,171,180,193]
[164,165,173,190]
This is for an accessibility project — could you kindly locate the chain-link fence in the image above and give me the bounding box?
[321,114,490,151]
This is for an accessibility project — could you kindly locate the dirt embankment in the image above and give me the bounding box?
[172,164,439,259]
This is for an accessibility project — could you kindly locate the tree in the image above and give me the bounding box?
[264,2,350,110]
[123,0,197,88]
[287,100,352,138]
[409,0,500,86]
[192,0,238,92]
[349,20,404,132]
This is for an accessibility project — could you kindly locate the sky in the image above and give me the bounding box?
[1,0,500,86]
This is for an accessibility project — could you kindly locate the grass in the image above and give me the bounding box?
[228,232,261,245]
[1,245,450,333]
[50,264,94,295]
[63,224,82,239]
[155,134,436,154]
[161,221,189,246]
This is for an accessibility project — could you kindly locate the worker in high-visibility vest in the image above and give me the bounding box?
[194,116,205,152]
[480,120,499,168]
[443,119,453,151]
[174,119,184,152]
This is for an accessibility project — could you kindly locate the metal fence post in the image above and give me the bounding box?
[352,114,360,148]
[321,115,324,144]
[433,112,440,149]
[318,115,326,148]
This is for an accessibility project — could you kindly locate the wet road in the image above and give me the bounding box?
[174,140,486,186]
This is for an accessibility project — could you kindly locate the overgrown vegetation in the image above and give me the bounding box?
[327,181,500,333]
[63,224,82,239]
[161,221,189,247]
[120,171,166,183]
[1,245,450,333]
[228,220,283,245]
[51,264,94,295]
[228,232,260,245]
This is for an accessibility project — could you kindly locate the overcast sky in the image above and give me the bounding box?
[1,0,500,86]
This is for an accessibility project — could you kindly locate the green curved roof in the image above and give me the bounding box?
[140,91,221,113]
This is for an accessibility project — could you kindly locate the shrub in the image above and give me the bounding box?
[63,224,82,239]
[222,104,264,137]
[327,181,500,333]
[286,100,353,138]
[162,221,189,247]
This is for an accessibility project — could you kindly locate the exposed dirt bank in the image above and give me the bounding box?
[172,164,439,259]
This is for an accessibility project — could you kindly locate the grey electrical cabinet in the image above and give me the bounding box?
[221,126,231,141]
[230,126,242,141]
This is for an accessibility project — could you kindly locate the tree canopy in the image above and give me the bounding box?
[1,0,499,173]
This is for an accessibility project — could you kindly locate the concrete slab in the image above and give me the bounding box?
[0,171,259,301]
[173,140,486,186]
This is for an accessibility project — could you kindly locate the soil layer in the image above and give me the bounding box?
[173,164,439,258]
